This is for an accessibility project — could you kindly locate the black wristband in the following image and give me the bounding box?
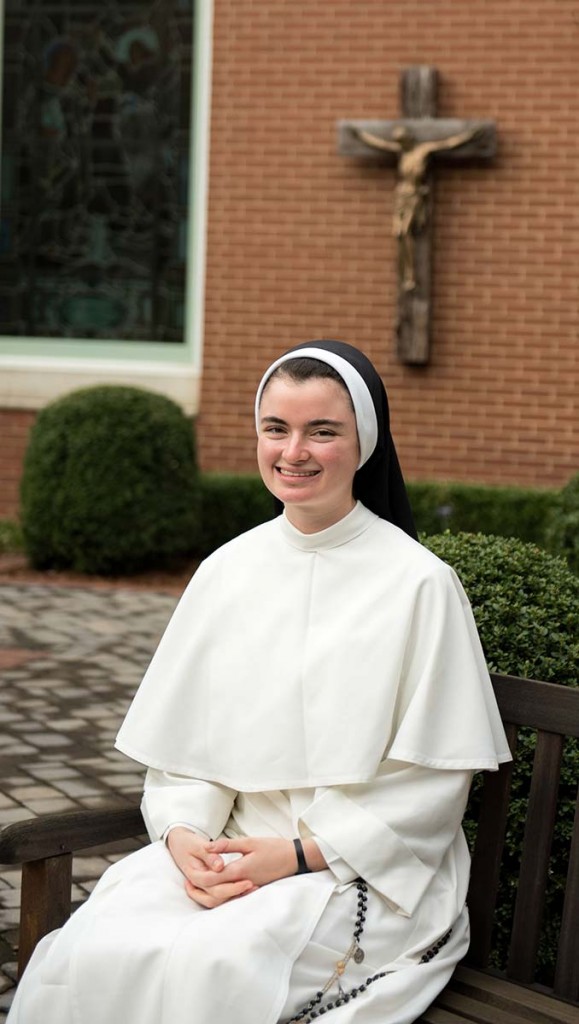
[293,837,312,874]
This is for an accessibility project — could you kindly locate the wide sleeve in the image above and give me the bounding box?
[299,761,473,917]
[141,768,237,843]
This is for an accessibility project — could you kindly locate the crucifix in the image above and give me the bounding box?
[337,67,497,365]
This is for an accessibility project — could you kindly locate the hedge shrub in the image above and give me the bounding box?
[0,520,23,554]
[407,480,557,545]
[424,532,579,983]
[198,473,273,555]
[545,472,579,573]
[21,386,201,575]
[194,474,560,556]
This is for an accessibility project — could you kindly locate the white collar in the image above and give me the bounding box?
[279,501,378,552]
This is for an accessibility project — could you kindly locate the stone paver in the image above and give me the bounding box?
[0,583,179,1021]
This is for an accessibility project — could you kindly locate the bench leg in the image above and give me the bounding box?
[18,853,73,978]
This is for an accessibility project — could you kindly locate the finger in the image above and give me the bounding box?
[208,836,251,856]
[203,837,229,870]
[210,879,258,900]
[185,881,219,908]
[187,857,248,888]
[185,878,256,907]
[195,847,226,872]
[206,837,229,853]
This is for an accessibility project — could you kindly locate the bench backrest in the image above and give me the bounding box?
[467,673,579,1003]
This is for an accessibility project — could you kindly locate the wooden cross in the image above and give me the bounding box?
[337,67,497,365]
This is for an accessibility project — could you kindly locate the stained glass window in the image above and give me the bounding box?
[0,0,193,342]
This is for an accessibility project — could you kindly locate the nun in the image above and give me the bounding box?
[8,341,510,1024]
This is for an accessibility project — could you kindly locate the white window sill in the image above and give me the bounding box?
[0,356,200,414]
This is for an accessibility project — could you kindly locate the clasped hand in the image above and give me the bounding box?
[167,829,298,908]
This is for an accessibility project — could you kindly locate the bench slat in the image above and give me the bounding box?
[491,676,579,738]
[450,966,577,1024]
[437,987,545,1024]
[466,723,517,969]
[450,967,579,1024]
[554,778,579,1002]
[507,731,565,983]
[419,1006,472,1024]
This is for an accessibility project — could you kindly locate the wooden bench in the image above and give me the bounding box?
[1,673,578,1023]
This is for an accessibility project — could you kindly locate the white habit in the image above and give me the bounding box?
[9,503,511,1024]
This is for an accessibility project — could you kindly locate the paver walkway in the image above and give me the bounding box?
[0,583,180,1020]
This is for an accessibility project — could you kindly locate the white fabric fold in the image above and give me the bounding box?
[300,763,473,917]
[142,769,236,842]
[116,503,510,789]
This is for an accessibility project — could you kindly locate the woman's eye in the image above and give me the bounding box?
[313,429,335,438]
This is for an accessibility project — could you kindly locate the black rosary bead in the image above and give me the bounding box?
[291,888,455,1023]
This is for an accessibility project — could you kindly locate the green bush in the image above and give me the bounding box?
[193,474,560,556]
[196,473,272,557]
[408,480,557,546]
[545,472,579,573]
[424,532,579,983]
[21,386,201,575]
[198,473,273,556]
[0,520,23,554]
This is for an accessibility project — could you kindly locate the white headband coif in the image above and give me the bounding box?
[255,347,379,468]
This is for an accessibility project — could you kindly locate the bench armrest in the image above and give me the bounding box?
[0,805,145,865]
[0,805,146,976]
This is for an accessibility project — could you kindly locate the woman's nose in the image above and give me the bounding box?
[283,433,308,462]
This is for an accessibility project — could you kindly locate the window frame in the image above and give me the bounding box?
[0,0,213,415]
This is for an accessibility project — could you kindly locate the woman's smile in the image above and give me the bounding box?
[275,466,320,478]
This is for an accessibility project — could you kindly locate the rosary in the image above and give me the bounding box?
[287,880,452,1023]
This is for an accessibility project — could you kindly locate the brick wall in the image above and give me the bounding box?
[0,411,35,518]
[2,1,577,520]
[199,0,578,488]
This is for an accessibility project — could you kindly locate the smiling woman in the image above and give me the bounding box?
[257,371,360,533]
[9,341,511,1024]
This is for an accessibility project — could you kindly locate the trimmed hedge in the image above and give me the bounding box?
[424,532,579,983]
[545,472,579,573]
[199,473,274,555]
[18,460,565,567]
[407,480,557,546]
[21,386,201,575]
[194,473,562,557]
[424,532,578,684]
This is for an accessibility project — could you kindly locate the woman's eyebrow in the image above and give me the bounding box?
[260,415,345,428]
[307,419,345,428]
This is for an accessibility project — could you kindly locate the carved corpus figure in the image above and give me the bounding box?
[354,124,481,291]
